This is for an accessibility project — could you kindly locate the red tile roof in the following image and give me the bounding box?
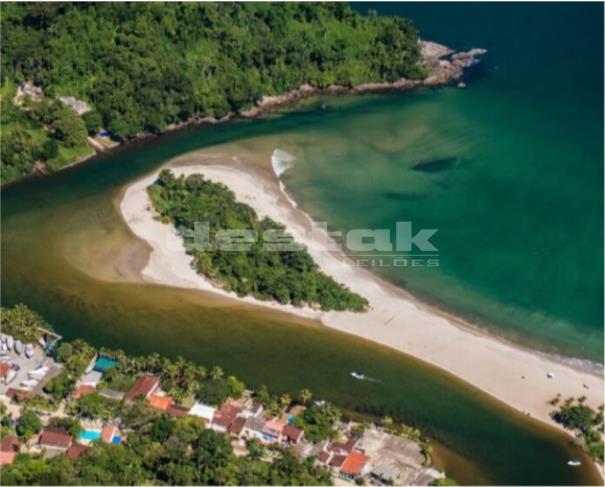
[74,384,95,399]
[282,424,304,443]
[0,451,15,465]
[166,404,189,417]
[317,450,332,465]
[40,429,71,449]
[124,374,159,402]
[0,435,19,453]
[212,402,242,429]
[148,394,174,411]
[330,454,346,468]
[101,424,117,443]
[0,363,10,378]
[330,437,359,455]
[340,451,369,477]
[228,416,246,436]
[66,443,88,460]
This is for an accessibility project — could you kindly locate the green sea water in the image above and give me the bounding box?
[1,3,603,485]
[279,2,604,362]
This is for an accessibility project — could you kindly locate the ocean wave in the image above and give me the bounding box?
[271,149,299,208]
[271,148,296,177]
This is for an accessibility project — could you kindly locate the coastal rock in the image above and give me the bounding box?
[419,40,454,60]
[237,42,486,120]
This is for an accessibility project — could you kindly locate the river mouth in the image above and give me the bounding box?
[2,105,602,485]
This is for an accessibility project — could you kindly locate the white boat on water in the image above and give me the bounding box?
[567,460,581,467]
[350,371,366,380]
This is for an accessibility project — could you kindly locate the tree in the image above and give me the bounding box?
[16,409,42,440]
[210,366,224,382]
[41,138,59,161]
[56,342,73,362]
[74,392,109,419]
[246,437,265,461]
[52,107,87,147]
[48,416,81,436]
[82,110,102,135]
[298,388,312,405]
[193,429,234,484]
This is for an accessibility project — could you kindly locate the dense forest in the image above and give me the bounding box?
[1,3,424,183]
[148,170,368,311]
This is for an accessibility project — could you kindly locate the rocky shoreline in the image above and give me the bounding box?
[179,41,487,123]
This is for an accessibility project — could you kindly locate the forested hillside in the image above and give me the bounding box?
[1,3,424,183]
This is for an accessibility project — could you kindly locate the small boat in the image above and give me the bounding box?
[567,460,581,467]
[24,344,34,358]
[6,336,14,349]
[546,372,555,379]
[14,340,23,355]
[350,371,366,380]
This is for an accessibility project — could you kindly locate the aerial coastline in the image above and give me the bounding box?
[119,147,604,437]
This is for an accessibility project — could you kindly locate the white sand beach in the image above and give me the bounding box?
[120,153,604,432]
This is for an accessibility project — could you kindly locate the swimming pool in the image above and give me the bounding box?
[79,429,101,441]
[93,356,118,373]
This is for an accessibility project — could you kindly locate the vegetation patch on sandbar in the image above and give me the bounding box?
[147,170,367,312]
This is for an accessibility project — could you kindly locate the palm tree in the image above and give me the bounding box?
[298,388,312,405]
[210,366,224,382]
[279,393,292,409]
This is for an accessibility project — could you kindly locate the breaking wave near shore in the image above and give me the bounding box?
[271,148,299,208]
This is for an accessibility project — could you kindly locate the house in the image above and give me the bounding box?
[211,401,242,433]
[79,370,103,387]
[262,416,286,441]
[282,424,304,444]
[242,416,266,442]
[40,429,72,454]
[99,388,125,401]
[0,450,16,465]
[239,401,263,419]
[66,443,89,460]
[14,82,43,105]
[101,424,118,443]
[167,404,190,417]
[73,384,95,399]
[1,435,19,453]
[188,402,217,424]
[58,96,91,115]
[330,454,347,469]
[329,437,359,456]
[148,394,174,412]
[228,417,247,438]
[340,451,370,480]
[124,374,160,402]
[317,450,333,466]
[0,435,19,465]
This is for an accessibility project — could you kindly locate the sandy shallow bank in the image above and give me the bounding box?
[120,154,604,431]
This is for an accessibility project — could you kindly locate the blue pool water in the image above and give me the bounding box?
[79,429,101,441]
[93,356,118,373]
